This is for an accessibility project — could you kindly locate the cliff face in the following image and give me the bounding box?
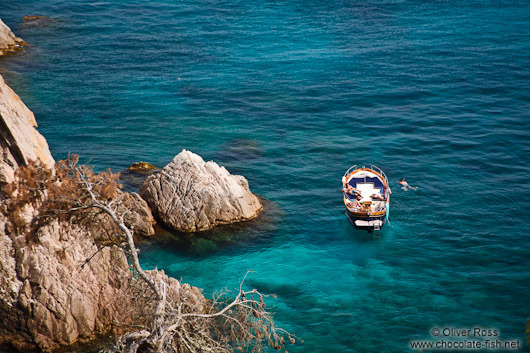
[0,73,54,188]
[0,214,135,350]
[0,19,26,57]
[0,210,201,352]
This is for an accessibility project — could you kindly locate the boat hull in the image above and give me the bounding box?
[345,208,388,231]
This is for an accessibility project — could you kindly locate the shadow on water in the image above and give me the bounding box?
[245,278,308,302]
[119,167,160,193]
[351,229,385,242]
[341,212,386,243]
[140,198,284,258]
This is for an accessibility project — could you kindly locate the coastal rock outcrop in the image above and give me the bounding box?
[0,18,26,56]
[0,73,54,188]
[140,149,263,232]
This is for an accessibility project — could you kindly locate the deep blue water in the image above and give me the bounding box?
[2,1,530,352]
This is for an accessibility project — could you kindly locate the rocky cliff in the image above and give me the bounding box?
[0,73,54,189]
[0,209,202,351]
[140,149,263,232]
[0,214,135,351]
[0,18,25,57]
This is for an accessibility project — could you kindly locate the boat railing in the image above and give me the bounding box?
[342,165,357,183]
[348,205,386,214]
[343,165,357,178]
[343,164,389,186]
[370,164,388,185]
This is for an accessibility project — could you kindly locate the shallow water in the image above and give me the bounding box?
[1,1,530,351]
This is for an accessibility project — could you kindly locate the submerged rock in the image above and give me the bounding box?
[216,139,263,163]
[0,18,26,56]
[21,16,54,29]
[22,15,51,23]
[140,149,263,232]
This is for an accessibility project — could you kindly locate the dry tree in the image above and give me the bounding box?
[6,155,297,353]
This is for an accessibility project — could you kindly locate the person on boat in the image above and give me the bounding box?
[342,184,361,197]
[371,193,385,200]
[349,196,362,209]
[361,202,371,211]
[399,177,417,191]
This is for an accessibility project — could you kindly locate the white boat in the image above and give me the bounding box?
[342,165,390,231]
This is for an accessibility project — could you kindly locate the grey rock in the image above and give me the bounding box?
[0,210,204,351]
[140,149,263,232]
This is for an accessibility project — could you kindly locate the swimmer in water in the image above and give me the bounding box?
[399,177,417,191]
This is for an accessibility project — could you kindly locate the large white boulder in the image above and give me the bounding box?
[140,149,262,232]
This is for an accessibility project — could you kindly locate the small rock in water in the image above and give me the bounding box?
[23,15,48,22]
[128,161,157,172]
[119,190,156,237]
[22,15,54,26]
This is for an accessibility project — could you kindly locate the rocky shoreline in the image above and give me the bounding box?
[0,19,26,57]
[0,18,263,352]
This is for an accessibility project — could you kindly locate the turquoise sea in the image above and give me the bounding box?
[1,1,530,352]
